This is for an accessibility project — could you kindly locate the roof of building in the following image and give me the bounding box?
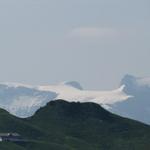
[0,133,20,137]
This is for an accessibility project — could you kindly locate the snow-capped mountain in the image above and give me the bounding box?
[109,74,150,124]
[0,83,57,118]
[0,75,150,125]
[0,81,130,118]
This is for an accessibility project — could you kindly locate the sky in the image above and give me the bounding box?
[0,0,149,90]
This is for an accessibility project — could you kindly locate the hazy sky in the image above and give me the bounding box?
[0,0,149,90]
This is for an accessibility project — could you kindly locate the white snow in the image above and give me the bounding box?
[1,75,150,125]
[1,82,34,88]
[38,84,130,104]
[0,82,131,118]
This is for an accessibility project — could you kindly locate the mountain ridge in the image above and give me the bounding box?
[110,74,150,124]
[1,100,150,150]
[0,81,129,118]
[0,74,150,125]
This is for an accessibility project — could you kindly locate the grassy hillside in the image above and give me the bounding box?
[0,100,150,150]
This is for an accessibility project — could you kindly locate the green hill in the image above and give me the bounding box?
[0,100,150,150]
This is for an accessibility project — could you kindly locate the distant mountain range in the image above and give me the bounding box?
[0,74,150,125]
[110,74,150,124]
[0,100,150,150]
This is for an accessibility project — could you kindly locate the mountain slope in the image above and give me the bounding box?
[0,105,71,150]
[0,100,150,149]
[0,108,45,140]
[0,74,150,125]
[0,83,57,118]
[27,100,150,150]
[109,74,150,124]
[0,82,130,118]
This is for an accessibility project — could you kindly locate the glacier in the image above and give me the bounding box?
[0,75,150,125]
[0,81,130,118]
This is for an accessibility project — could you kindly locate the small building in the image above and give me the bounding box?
[0,133,23,142]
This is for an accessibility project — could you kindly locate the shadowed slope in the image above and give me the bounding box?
[0,100,150,150]
[28,100,150,150]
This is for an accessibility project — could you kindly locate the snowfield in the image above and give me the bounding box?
[0,81,130,118]
[0,75,150,125]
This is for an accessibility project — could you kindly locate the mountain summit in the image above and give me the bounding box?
[0,81,129,118]
[0,74,150,125]
[0,100,150,150]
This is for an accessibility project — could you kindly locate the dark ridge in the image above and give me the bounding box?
[0,99,150,150]
[32,100,113,121]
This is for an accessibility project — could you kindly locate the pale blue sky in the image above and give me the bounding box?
[0,0,149,89]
